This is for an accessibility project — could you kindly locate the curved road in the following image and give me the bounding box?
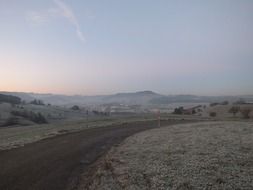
[0,119,190,190]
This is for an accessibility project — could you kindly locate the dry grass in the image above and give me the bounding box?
[203,104,253,119]
[0,114,181,150]
[87,121,253,190]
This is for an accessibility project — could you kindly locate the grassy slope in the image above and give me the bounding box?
[0,113,188,150]
[203,104,253,119]
[87,121,253,190]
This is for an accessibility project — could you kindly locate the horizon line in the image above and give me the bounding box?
[1,90,253,97]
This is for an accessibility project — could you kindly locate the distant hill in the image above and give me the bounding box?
[101,91,163,105]
[0,91,163,105]
[0,94,21,104]
[150,95,253,104]
[1,91,253,106]
[0,92,34,102]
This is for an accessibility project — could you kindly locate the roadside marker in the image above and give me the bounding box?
[157,110,160,127]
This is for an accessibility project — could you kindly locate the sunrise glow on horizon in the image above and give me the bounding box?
[1,0,253,96]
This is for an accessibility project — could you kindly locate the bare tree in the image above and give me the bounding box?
[228,106,240,117]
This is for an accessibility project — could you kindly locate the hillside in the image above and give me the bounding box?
[0,94,21,104]
[0,91,163,106]
[1,91,253,106]
[101,91,163,105]
[150,95,253,104]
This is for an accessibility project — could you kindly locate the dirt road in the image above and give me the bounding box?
[0,119,191,190]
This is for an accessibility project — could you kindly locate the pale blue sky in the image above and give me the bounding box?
[0,0,253,95]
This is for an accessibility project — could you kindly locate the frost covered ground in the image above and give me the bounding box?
[87,122,253,190]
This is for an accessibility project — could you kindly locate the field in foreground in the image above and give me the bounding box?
[0,119,192,190]
[0,113,204,150]
[87,121,253,190]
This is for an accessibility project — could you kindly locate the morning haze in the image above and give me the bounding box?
[1,0,253,96]
[1,1,253,190]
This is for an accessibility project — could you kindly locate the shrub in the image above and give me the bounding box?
[210,103,219,107]
[173,107,184,114]
[234,99,246,105]
[209,112,217,117]
[92,110,99,115]
[11,110,47,124]
[34,112,47,124]
[30,99,45,105]
[210,101,228,106]
[71,105,80,110]
[3,117,19,126]
[11,110,28,118]
[221,101,229,105]
[228,106,240,117]
[240,108,251,119]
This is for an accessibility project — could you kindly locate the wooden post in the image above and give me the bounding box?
[86,110,89,127]
[157,110,160,127]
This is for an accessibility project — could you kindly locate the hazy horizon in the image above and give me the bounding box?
[1,0,253,96]
[2,89,253,97]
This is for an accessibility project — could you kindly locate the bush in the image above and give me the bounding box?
[234,99,246,105]
[240,108,251,119]
[71,105,80,110]
[221,101,229,105]
[228,106,240,117]
[11,110,28,118]
[33,112,47,124]
[210,101,228,107]
[11,110,47,124]
[30,99,45,105]
[173,107,184,114]
[3,117,19,126]
[209,112,217,117]
[210,103,219,107]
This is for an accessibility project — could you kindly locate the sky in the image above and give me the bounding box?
[0,0,253,96]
